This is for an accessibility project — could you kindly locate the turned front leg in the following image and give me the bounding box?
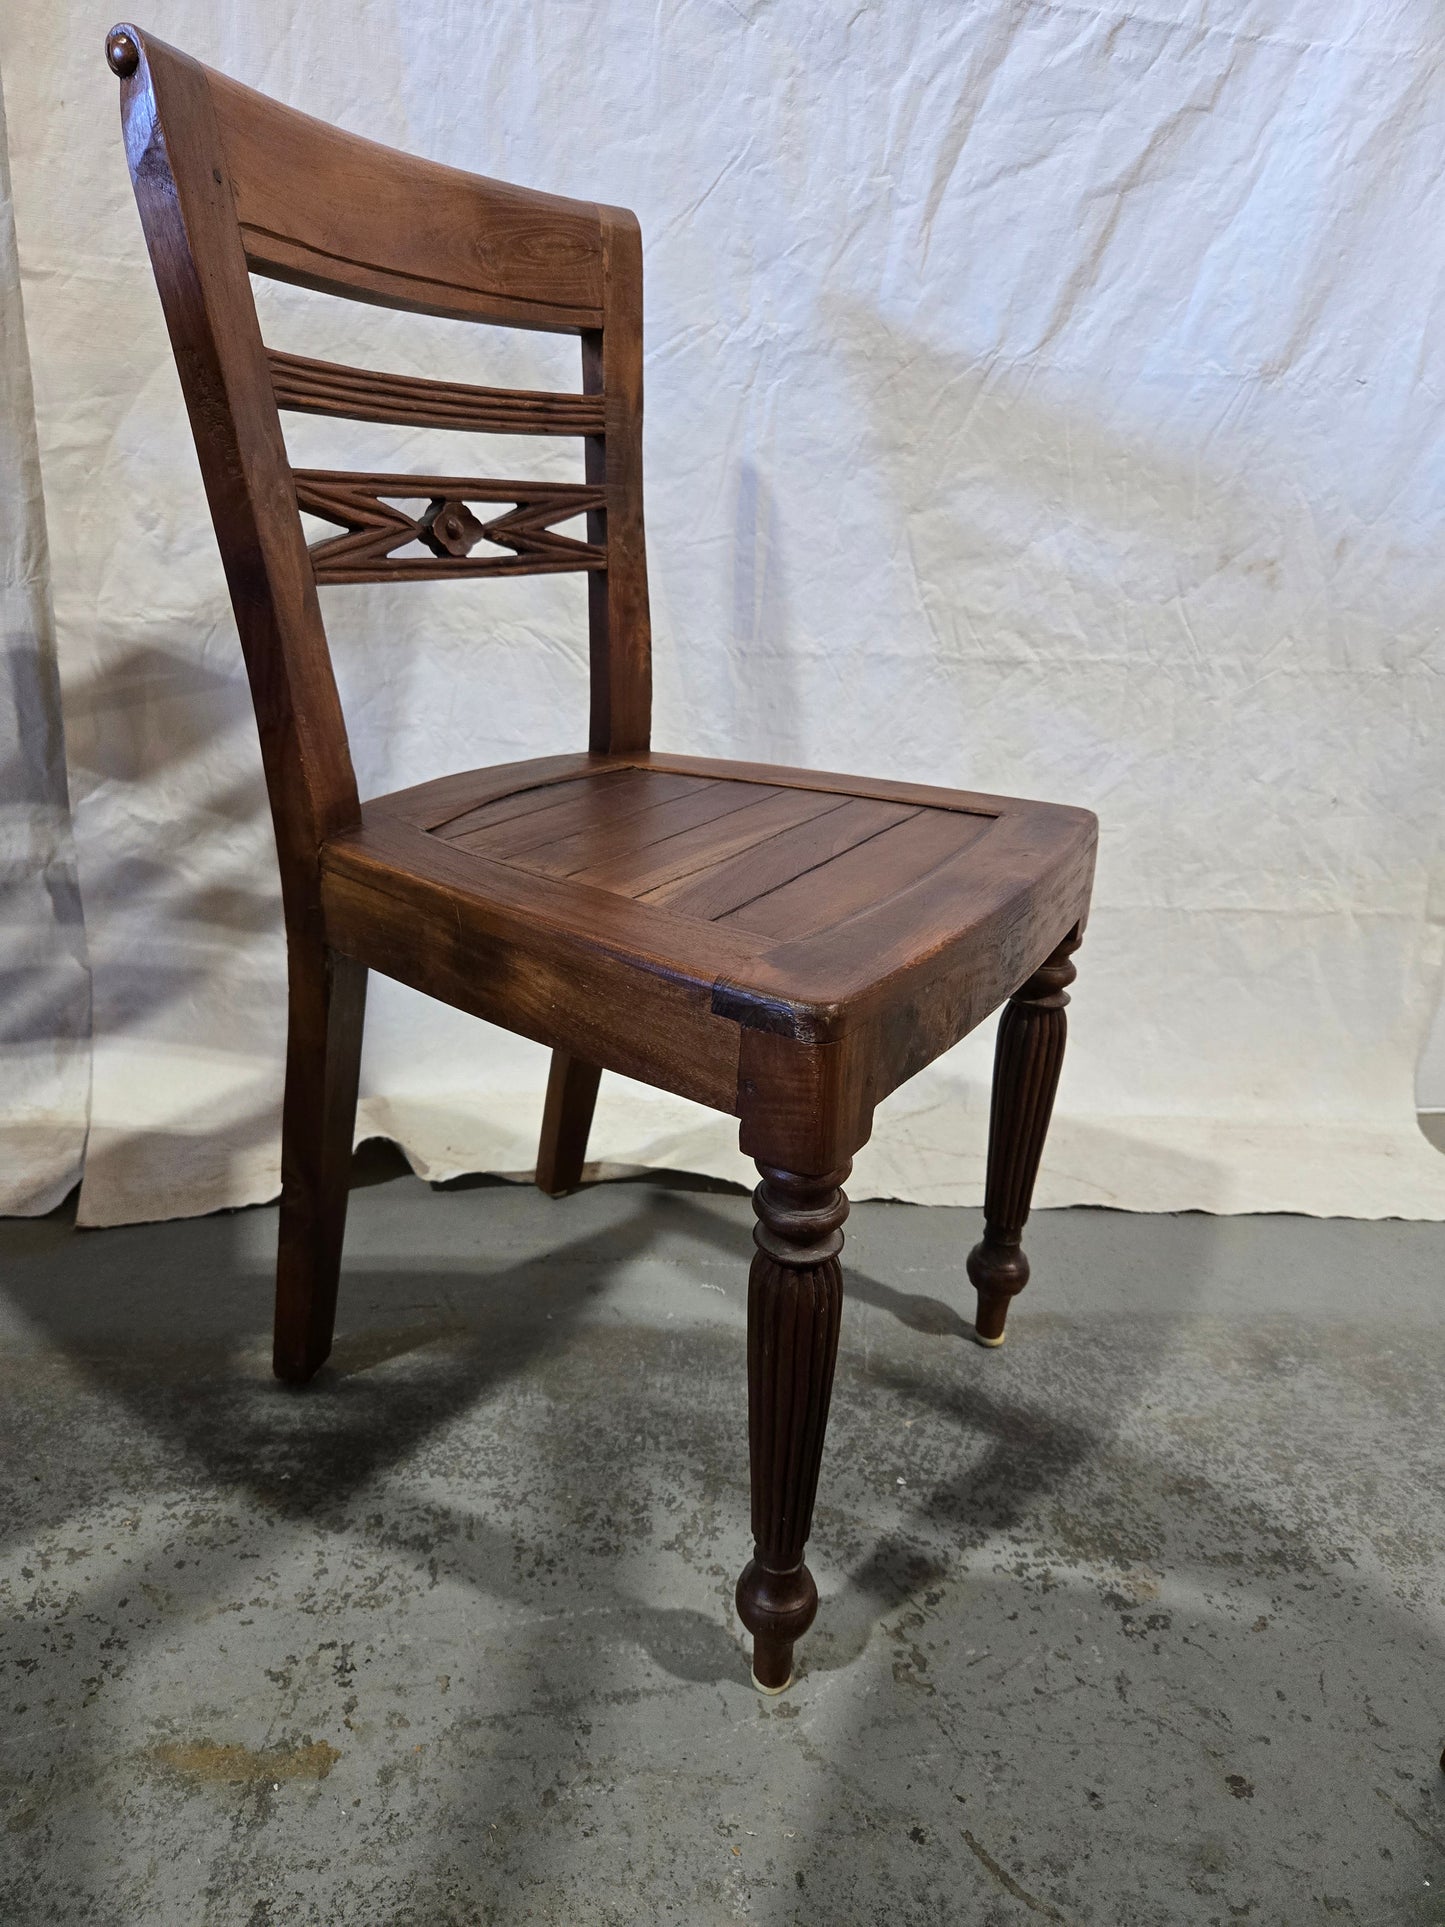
[967,935,1079,1347]
[735,1163,849,1692]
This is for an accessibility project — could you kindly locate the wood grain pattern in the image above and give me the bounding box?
[644,795,911,920]
[720,807,991,941]
[269,348,605,436]
[585,211,650,752]
[370,752,625,833]
[535,1050,601,1196]
[357,762,1096,1056]
[208,65,608,331]
[443,768,709,858]
[424,758,634,838]
[568,785,842,896]
[111,23,1099,1691]
[321,810,770,1014]
[319,852,744,1113]
[502,780,783,882]
[274,946,367,1381]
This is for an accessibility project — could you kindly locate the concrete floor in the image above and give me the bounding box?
[1,1155,1443,1925]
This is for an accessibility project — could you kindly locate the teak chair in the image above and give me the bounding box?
[108,23,1097,1691]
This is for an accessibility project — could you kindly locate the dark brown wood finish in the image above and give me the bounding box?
[294,472,606,583]
[269,349,607,435]
[274,948,367,1381]
[535,1052,602,1197]
[737,1164,849,1691]
[967,934,1080,1346]
[109,23,1097,1691]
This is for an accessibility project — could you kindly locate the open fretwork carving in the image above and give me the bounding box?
[269,349,606,436]
[293,470,606,583]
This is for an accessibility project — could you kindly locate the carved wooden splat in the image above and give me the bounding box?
[291,470,607,582]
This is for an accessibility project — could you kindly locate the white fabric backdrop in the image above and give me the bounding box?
[0,72,90,1215]
[0,0,1441,1224]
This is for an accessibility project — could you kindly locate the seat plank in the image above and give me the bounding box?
[449,769,712,859]
[434,768,639,842]
[510,778,783,880]
[645,795,916,921]
[564,785,840,897]
[722,808,992,941]
[379,753,633,834]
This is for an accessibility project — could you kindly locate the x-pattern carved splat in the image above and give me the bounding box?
[292,469,607,584]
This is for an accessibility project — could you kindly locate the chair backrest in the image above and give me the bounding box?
[105,22,649,924]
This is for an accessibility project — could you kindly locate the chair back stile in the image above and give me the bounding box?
[107,22,651,937]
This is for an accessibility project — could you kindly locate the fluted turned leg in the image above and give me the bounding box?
[967,935,1079,1347]
[735,1163,849,1692]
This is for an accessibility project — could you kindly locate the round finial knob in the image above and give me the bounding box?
[106,27,140,77]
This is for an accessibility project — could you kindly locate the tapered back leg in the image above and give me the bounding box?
[273,944,367,1382]
[535,1050,602,1196]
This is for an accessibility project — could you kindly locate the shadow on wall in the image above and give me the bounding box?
[52,628,285,1221]
[820,295,1445,1170]
[730,457,803,764]
[0,629,92,1209]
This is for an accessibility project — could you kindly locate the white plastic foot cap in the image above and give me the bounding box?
[752,1670,794,1695]
[973,1328,1006,1348]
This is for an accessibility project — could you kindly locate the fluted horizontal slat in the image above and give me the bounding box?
[269,349,605,435]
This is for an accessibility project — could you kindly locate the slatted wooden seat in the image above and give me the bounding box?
[108,23,1097,1693]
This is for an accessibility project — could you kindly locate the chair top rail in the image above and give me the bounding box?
[110,24,609,332]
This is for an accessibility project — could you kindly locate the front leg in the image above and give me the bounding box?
[967,934,1079,1346]
[735,1162,849,1692]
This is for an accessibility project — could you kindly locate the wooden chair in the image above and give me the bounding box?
[107,23,1096,1692]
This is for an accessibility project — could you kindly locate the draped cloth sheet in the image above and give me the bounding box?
[0,0,1441,1225]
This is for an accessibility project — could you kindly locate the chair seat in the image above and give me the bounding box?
[320,751,1096,1114]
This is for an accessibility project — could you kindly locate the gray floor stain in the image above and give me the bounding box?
[1,1165,1443,1923]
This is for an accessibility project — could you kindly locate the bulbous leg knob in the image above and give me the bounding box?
[736,1559,817,1691]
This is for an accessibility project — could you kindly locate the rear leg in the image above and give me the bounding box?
[536,1050,601,1196]
[274,944,367,1383]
